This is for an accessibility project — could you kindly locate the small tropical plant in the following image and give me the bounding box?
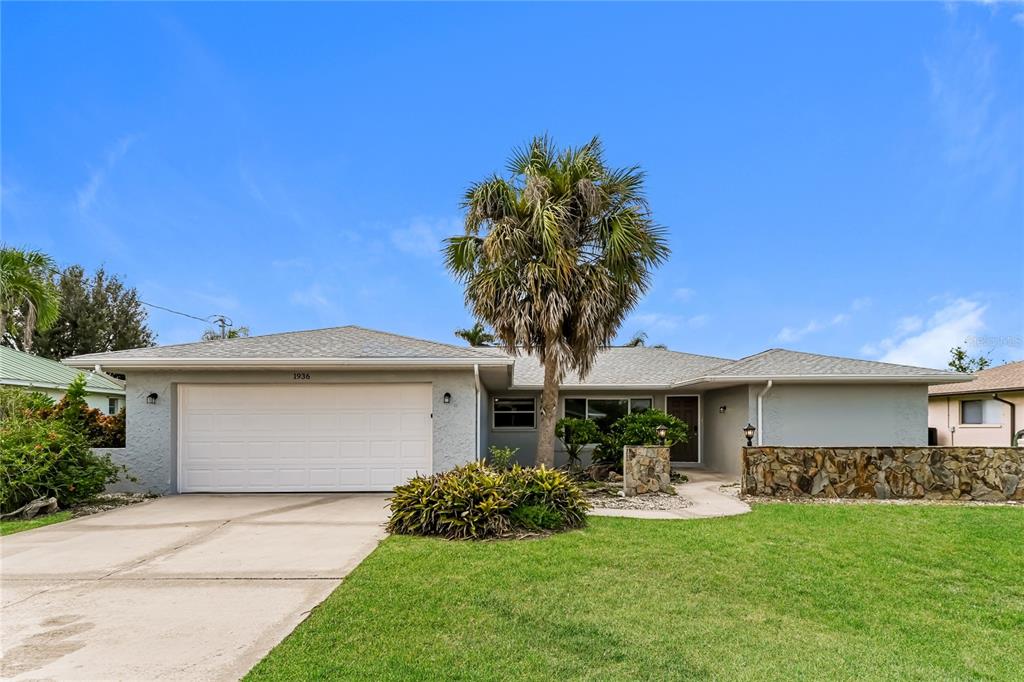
[486,445,518,470]
[594,409,688,467]
[555,417,602,470]
[387,462,589,540]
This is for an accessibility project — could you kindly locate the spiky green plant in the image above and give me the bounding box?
[0,246,60,351]
[445,136,669,466]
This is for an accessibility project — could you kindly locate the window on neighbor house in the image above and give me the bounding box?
[108,398,119,415]
[960,399,1002,425]
[492,397,536,429]
[563,397,653,432]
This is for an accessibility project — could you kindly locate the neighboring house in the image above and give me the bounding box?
[63,325,968,494]
[928,361,1024,447]
[1,345,126,413]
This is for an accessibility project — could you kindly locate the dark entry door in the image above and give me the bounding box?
[666,396,699,463]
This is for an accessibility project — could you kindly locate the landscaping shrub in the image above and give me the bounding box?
[555,417,602,470]
[0,415,123,513]
[34,375,126,448]
[0,386,55,419]
[486,445,517,470]
[593,409,689,467]
[387,462,589,540]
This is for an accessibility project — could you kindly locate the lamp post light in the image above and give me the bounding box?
[742,423,756,447]
[655,424,668,446]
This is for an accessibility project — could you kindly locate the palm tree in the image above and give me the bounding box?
[624,330,667,349]
[445,136,669,466]
[454,322,495,347]
[0,246,60,352]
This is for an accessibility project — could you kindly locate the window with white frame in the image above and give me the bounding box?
[960,399,1002,425]
[108,397,119,415]
[564,397,652,432]
[493,397,536,429]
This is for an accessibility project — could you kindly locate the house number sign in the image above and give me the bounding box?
[293,372,311,380]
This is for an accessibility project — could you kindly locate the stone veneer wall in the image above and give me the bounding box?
[623,446,672,496]
[742,446,1023,501]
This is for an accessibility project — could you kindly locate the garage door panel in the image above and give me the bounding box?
[179,384,432,492]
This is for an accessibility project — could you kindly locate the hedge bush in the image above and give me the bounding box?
[0,415,123,513]
[593,409,689,467]
[387,462,589,540]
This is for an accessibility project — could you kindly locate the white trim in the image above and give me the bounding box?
[64,356,512,370]
[672,374,968,387]
[666,394,702,465]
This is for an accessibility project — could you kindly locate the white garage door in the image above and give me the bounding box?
[177,384,432,492]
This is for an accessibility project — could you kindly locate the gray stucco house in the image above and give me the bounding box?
[64,325,968,494]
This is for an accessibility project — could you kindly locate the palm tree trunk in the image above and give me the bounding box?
[22,302,37,352]
[535,353,559,467]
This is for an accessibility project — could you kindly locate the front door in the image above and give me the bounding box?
[666,396,699,463]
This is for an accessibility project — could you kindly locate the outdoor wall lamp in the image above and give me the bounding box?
[146,392,159,405]
[443,392,451,404]
[719,405,727,413]
[656,424,668,445]
[742,423,756,446]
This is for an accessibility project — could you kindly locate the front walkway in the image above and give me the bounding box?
[1,493,389,681]
[591,469,751,520]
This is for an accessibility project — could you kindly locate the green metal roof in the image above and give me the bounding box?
[0,346,125,395]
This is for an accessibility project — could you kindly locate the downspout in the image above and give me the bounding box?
[756,380,773,446]
[474,364,482,462]
[992,393,1016,446]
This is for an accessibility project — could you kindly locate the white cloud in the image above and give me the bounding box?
[867,298,988,368]
[673,288,696,302]
[630,312,681,331]
[1015,12,1024,27]
[391,217,460,258]
[775,298,867,343]
[687,314,709,329]
[76,134,140,214]
[290,283,342,320]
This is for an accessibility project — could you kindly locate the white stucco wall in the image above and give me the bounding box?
[119,368,480,494]
[761,383,928,447]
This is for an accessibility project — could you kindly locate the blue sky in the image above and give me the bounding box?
[3,1,1022,368]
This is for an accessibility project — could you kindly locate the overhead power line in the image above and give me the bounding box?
[140,300,234,339]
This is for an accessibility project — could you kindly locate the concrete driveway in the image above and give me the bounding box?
[1,493,390,681]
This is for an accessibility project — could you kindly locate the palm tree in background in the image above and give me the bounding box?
[0,246,60,352]
[624,331,667,349]
[454,322,495,347]
[445,136,669,466]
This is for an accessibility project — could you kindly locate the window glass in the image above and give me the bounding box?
[586,399,629,432]
[630,398,653,413]
[961,400,983,424]
[564,398,587,420]
[108,398,118,415]
[493,398,535,428]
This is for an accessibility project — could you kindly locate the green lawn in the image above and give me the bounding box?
[0,511,72,536]
[247,504,1024,681]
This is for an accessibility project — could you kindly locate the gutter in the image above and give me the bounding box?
[61,357,513,370]
[992,393,1017,446]
[474,364,483,462]
[756,380,773,446]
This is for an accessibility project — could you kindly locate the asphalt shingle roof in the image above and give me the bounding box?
[701,348,959,380]
[929,360,1024,395]
[64,326,507,364]
[1,346,125,394]
[512,348,733,388]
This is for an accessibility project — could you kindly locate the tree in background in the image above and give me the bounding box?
[445,136,669,466]
[201,325,250,341]
[0,246,61,352]
[32,266,155,360]
[454,322,495,347]
[624,331,667,349]
[948,344,992,373]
